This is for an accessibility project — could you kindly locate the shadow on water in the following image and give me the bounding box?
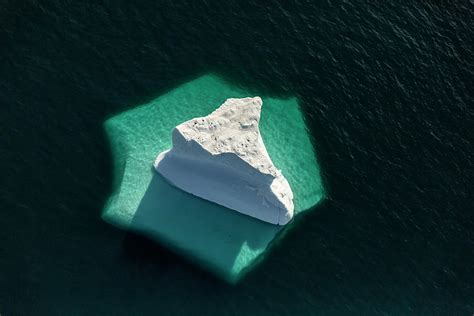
[129,169,281,280]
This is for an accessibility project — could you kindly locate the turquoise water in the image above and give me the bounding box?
[1,1,472,315]
[103,74,324,282]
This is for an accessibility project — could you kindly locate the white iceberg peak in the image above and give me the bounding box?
[154,97,294,225]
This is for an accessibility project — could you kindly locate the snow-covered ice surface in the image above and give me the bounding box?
[154,97,294,225]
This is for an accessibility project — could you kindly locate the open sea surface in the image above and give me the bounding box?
[1,1,473,315]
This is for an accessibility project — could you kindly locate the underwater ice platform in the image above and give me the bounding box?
[102,74,325,283]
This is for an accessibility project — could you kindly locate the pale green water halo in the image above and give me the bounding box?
[102,74,325,283]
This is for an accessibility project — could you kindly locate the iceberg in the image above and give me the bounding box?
[154,97,294,225]
[102,74,325,282]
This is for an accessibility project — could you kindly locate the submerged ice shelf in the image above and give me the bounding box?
[154,97,294,225]
[102,74,325,283]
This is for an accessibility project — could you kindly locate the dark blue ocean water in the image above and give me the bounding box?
[1,1,473,315]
